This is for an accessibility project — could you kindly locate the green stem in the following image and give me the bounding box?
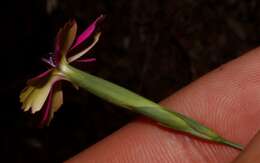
[61,64,159,109]
[60,63,244,150]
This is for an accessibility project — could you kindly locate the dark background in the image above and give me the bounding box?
[1,0,260,162]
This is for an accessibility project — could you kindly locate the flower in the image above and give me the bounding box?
[19,15,243,150]
[20,15,104,126]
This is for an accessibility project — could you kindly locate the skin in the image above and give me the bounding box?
[233,131,260,163]
[66,47,260,163]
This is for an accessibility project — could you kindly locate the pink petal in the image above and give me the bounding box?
[27,69,52,86]
[75,58,96,63]
[38,87,54,127]
[71,15,104,49]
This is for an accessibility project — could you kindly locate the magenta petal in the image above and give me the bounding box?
[27,69,52,86]
[72,15,104,49]
[38,87,54,127]
[75,58,96,63]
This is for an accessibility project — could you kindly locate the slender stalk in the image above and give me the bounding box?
[60,63,243,150]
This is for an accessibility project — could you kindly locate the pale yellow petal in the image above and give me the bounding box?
[20,86,34,102]
[22,88,35,112]
[20,72,61,114]
[52,86,63,112]
[30,81,53,114]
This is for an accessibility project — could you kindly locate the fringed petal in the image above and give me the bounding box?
[20,74,61,114]
[20,83,51,113]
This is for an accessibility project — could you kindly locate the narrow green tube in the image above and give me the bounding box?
[62,64,159,109]
[61,64,190,130]
[60,63,243,150]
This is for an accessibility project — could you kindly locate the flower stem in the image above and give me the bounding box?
[61,63,244,150]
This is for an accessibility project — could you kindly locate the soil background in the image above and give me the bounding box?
[1,0,260,162]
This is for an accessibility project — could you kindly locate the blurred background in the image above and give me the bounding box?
[2,0,260,162]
